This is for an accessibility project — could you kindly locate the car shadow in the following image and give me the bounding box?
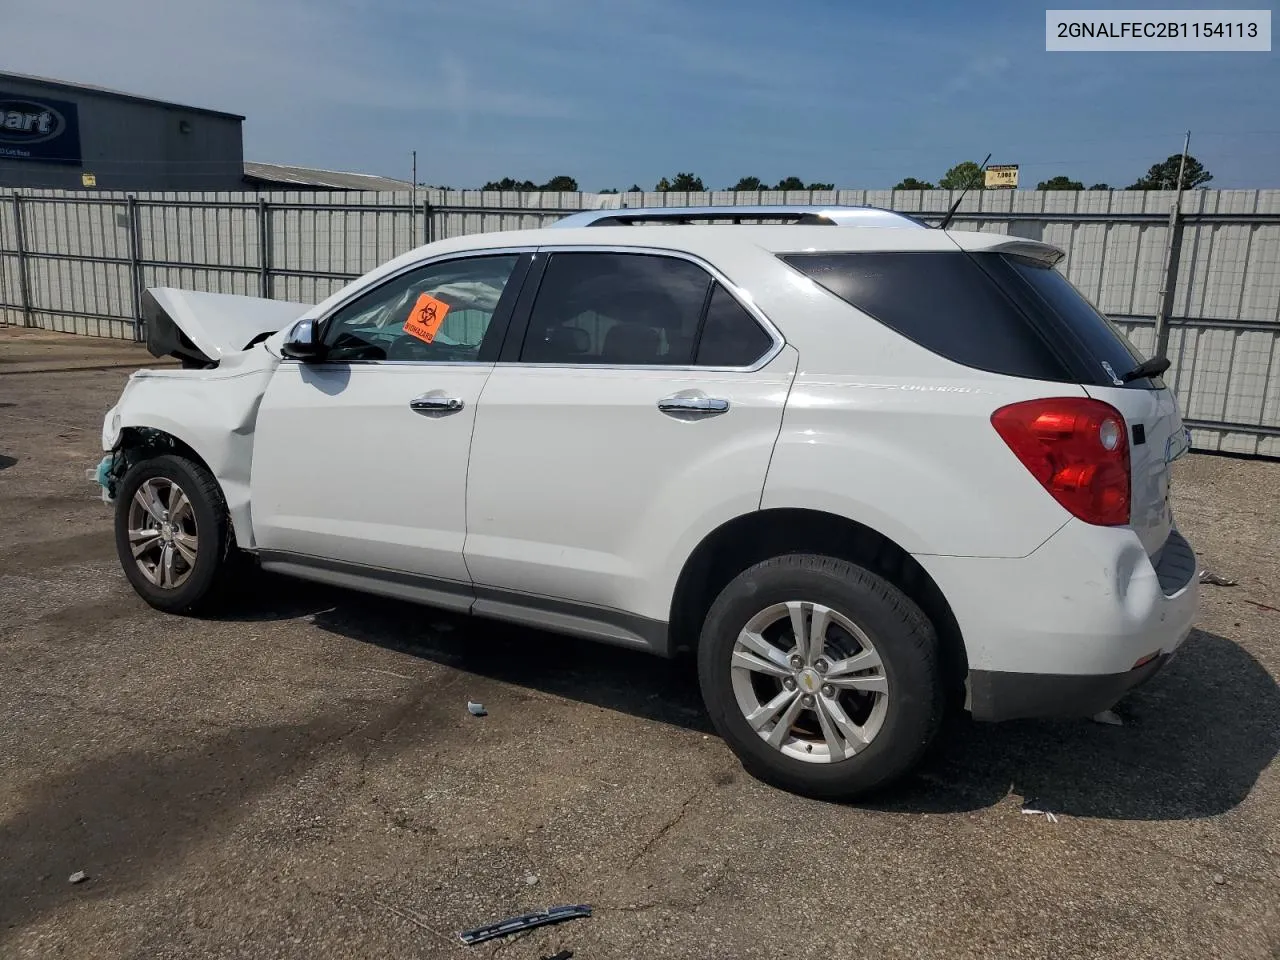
[216,579,1279,821]
[0,454,16,470]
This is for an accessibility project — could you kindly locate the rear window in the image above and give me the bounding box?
[995,256,1161,389]
[782,252,1069,382]
[782,251,1158,388]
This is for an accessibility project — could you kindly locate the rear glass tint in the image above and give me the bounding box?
[782,252,1070,382]
[996,256,1159,388]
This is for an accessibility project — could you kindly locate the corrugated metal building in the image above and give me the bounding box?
[0,72,245,191]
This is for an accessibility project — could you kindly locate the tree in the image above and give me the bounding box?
[541,175,579,191]
[483,177,537,191]
[893,177,935,190]
[599,187,619,194]
[730,176,765,191]
[1126,154,1213,190]
[655,177,671,191]
[1088,183,1112,190]
[775,176,806,190]
[939,161,986,191]
[662,172,705,191]
[627,184,642,192]
[807,181,835,190]
[1036,175,1084,190]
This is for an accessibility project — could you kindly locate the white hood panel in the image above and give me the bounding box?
[145,288,313,363]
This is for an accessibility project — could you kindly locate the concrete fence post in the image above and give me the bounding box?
[12,195,33,328]
[126,196,144,342]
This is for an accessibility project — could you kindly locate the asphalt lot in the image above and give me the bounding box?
[1,331,1278,960]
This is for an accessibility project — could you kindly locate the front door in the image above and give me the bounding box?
[251,252,530,594]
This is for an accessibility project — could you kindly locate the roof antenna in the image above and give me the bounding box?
[937,153,991,230]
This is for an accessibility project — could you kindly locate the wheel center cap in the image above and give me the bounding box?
[797,668,821,694]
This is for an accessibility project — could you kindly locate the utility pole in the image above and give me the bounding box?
[1152,131,1191,360]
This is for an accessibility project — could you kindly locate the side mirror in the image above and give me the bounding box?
[281,318,326,361]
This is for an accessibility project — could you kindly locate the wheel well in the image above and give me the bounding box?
[669,509,968,695]
[110,427,213,493]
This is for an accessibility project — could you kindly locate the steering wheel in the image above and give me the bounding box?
[386,335,437,361]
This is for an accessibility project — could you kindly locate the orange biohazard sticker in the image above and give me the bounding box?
[403,293,451,344]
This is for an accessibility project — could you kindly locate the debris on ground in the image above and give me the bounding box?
[1021,802,1059,824]
[1199,570,1238,587]
[467,701,487,717]
[68,871,88,884]
[458,905,592,945]
[1214,873,1227,885]
[523,872,540,886]
[1091,709,1124,726]
[540,951,574,960]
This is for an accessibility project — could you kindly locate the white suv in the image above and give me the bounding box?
[95,206,1198,799]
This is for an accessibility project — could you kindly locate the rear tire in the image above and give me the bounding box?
[113,454,236,614]
[697,554,943,801]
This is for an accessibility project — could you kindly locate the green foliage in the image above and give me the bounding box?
[939,161,985,191]
[1036,175,1084,190]
[481,174,579,191]
[1126,154,1213,190]
[894,177,935,190]
[730,176,765,191]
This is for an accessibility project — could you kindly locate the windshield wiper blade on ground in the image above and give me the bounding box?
[458,904,592,945]
[1121,355,1172,383]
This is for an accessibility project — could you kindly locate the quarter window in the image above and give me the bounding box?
[322,254,521,363]
[695,283,776,367]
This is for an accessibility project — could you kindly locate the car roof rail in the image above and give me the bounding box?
[549,205,930,230]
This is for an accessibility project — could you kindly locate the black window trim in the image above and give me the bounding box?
[293,248,537,366]
[495,244,785,373]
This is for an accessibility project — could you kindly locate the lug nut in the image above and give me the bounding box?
[815,659,829,674]
[789,655,803,669]
[822,684,835,698]
[783,677,796,691]
[802,694,814,706]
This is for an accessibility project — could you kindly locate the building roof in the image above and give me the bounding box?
[243,161,413,191]
[0,71,245,121]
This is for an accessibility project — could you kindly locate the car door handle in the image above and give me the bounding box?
[409,393,465,415]
[657,394,730,419]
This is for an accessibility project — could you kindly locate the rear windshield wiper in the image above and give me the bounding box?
[1121,355,1171,383]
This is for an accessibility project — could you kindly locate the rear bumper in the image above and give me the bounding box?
[915,520,1198,721]
[968,653,1172,722]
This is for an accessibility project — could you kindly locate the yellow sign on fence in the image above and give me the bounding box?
[81,173,97,187]
[985,165,1019,189]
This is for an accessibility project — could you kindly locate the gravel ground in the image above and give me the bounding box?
[1,335,1278,960]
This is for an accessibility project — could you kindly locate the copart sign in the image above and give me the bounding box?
[0,94,82,165]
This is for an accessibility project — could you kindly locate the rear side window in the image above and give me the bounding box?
[783,252,1070,382]
[521,253,776,367]
[522,253,709,365]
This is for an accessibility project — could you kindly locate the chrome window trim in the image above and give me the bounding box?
[511,243,786,374]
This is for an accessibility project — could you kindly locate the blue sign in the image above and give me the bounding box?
[0,94,81,165]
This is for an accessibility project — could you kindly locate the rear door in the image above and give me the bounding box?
[462,248,796,632]
[993,255,1190,555]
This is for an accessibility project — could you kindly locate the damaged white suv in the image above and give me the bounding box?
[96,206,1198,799]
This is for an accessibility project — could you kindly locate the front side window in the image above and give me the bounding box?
[520,252,775,367]
[322,254,521,363]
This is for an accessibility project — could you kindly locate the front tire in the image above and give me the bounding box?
[698,554,943,801]
[113,454,235,614]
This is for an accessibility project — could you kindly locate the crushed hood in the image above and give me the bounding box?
[143,288,314,365]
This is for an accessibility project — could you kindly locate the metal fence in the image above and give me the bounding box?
[2,186,1279,458]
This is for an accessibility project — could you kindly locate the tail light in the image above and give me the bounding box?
[991,397,1130,526]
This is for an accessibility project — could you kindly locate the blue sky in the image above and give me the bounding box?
[8,0,1280,189]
